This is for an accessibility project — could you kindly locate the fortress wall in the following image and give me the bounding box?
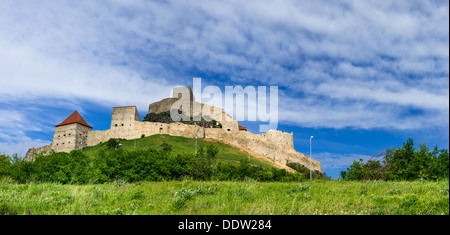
[168,123,205,138]
[286,149,322,172]
[24,144,53,161]
[82,118,321,172]
[83,121,321,172]
[205,128,322,172]
[259,130,294,148]
[87,130,112,146]
[107,126,137,140]
[148,98,178,114]
[135,121,169,138]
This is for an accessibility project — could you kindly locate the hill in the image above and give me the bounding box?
[81,134,295,173]
[2,134,321,184]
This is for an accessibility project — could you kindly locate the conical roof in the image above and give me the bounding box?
[55,111,92,128]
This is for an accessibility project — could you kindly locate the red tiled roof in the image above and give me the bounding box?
[55,111,92,128]
[238,125,247,131]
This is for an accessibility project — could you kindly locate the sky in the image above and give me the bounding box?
[0,0,448,179]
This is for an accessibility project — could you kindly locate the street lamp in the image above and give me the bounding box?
[248,141,251,162]
[310,136,314,181]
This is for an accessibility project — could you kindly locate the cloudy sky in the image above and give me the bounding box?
[1,0,448,178]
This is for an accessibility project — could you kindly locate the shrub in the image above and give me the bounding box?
[105,138,123,149]
[340,138,449,181]
[286,162,327,180]
[0,154,11,177]
[4,141,305,184]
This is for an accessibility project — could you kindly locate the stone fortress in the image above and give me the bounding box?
[25,87,322,173]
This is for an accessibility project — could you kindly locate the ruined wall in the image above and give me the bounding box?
[24,144,53,162]
[204,128,321,172]
[148,98,179,114]
[84,120,321,172]
[258,130,294,149]
[149,86,239,132]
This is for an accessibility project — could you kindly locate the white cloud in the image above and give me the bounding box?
[0,0,448,135]
[0,137,51,158]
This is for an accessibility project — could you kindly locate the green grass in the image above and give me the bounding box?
[1,179,448,215]
[82,134,276,169]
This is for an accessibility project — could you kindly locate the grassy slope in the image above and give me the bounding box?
[1,180,448,215]
[81,134,280,170]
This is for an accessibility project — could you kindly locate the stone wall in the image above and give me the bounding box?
[82,119,321,172]
[87,130,111,146]
[258,130,294,149]
[111,106,140,129]
[204,128,321,172]
[24,144,53,162]
[52,123,91,152]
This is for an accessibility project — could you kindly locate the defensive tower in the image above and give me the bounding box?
[52,110,92,152]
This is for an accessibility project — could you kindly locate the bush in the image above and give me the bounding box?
[143,111,222,128]
[4,141,305,184]
[105,138,123,149]
[286,162,327,180]
[0,154,11,177]
[340,138,449,181]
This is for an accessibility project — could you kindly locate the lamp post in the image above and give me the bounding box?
[310,136,314,181]
[248,141,251,162]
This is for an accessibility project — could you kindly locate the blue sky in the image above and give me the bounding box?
[0,0,448,179]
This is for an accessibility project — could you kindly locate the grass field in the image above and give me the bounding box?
[1,179,448,215]
[1,135,448,215]
[81,134,279,170]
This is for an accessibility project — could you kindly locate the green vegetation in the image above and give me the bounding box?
[340,138,449,181]
[286,162,329,180]
[1,136,448,215]
[143,111,222,128]
[0,135,303,184]
[0,179,447,215]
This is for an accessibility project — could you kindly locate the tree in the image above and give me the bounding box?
[342,138,449,181]
[105,138,122,149]
[0,154,11,177]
